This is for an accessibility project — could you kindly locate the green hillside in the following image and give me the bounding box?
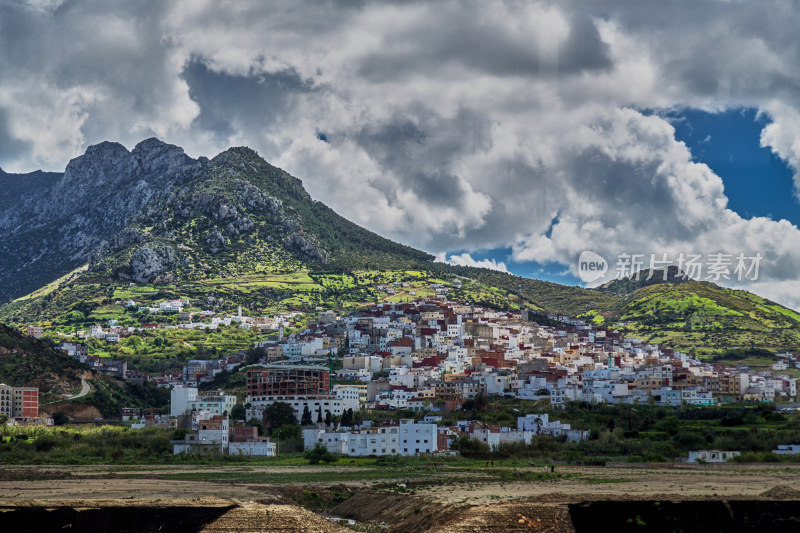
[0,323,85,397]
[589,281,800,356]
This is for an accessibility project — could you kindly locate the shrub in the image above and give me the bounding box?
[304,443,337,464]
[35,436,58,452]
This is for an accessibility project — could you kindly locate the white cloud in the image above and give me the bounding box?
[435,252,509,273]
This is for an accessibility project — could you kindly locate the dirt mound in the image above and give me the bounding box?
[329,489,463,532]
[761,484,800,499]
[0,499,351,533]
[434,502,573,533]
[202,502,351,532]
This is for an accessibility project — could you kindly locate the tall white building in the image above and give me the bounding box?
[170,386,197,417]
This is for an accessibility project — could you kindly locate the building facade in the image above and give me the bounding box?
[0,384,38,419]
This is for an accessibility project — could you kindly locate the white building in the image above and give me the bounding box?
[170,386,198,417]
[172,415,229,454]
[228,441,276,456]
[774,444,800,455]
[303,419,439,457]
[247,395,345,422]
[399,419,437,455]
[333,385,366,411]
[687,450,741,463]
[187,390,237,418]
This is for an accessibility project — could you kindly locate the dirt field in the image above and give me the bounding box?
[1,464,800,531]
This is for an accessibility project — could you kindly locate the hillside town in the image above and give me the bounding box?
[12,296,792,459]
[48,296,800,408]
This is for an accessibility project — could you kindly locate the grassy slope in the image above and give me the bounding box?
[600,281,800,355]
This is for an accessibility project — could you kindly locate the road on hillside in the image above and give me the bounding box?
[69,377,91,400]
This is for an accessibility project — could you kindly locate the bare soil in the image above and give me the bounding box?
[1,464,799,532]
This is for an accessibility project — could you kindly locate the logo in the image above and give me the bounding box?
[578,251,608,283]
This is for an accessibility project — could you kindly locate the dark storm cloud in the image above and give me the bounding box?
[353,108,492,209]
[181,60,315,143]
[0,108,31,165]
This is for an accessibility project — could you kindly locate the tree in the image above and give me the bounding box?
[247,418,264,436]
[301,405,313,425]
[325,410,333,426]
[262,402,298,435]
[230,403,246,421]
[473,393,488,411]
[53,411,69,426]
[275,423,301,441]
[449,434,489,458]
[304,442,337,464]
[341,408,353,427]
[316,407,323,424]
[534,416,543,435]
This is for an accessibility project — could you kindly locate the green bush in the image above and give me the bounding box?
[35,436,58,452]
[304,443,337,464]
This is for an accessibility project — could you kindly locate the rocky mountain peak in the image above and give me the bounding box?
[61,141,130,188]
[131,138,194,175]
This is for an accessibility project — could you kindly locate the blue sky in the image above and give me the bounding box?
[668,108,798,226]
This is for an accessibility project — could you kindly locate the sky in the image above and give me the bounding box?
[2,0,800,309]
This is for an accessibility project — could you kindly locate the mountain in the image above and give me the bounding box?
[0,138,601,326]
[0,323,85,399]
[0,166,62,211]
[0,139,205,304]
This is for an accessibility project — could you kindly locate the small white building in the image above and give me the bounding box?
[774,444,800,455]
[228,441,276,456]
[333,385,366,411]
[172,415,229,454]
[188,390,237,418]
[687,450,741,463]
